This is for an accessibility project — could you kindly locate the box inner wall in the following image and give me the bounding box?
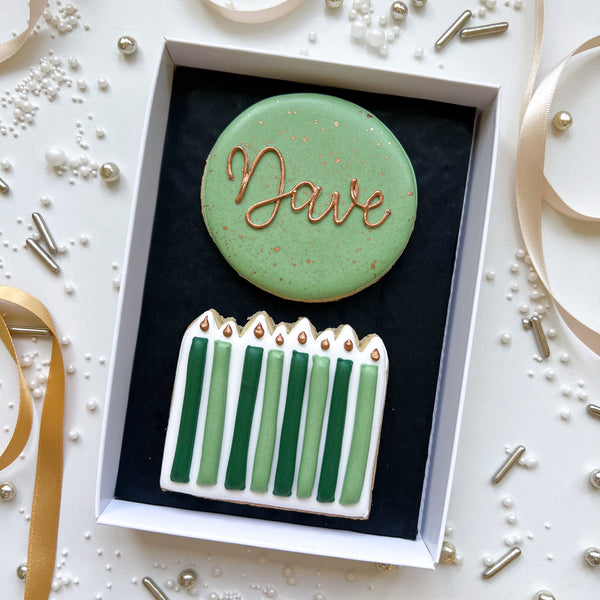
[115,66,475,540]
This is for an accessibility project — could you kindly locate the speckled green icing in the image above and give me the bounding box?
[202,93,417,302]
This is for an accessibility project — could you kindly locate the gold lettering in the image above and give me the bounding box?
[226,145,391,230]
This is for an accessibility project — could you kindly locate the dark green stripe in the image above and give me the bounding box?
[224,345,264,490]
[170,337,208,483]
[317,358,353,503]
[273,350,309,497]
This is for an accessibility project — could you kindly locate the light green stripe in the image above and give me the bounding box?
[296,355,330,498]
[340,364,378,505]
[250,350,285,492]
[197,340,232,485]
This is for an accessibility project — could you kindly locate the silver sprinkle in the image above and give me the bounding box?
[584,547,600,566]
[8,326,51,336]
[492,445,526,484]
[522,316,550,358]
[530,316,550,358]
[435,10,472,51]
[587,404,600,419]
[482,546,521,579]
[142,577,171,600]
[32,212,58,254]
[0,175,8,194]
[25,238,60,274]
[460,22,509,40]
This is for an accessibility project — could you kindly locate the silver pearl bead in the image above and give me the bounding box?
[533,591,555,600]
[117,36,138,55]
[16,563,27,580]
[325,0,343,7]
[0,481,16,501]
[552,110,572,131]
[177,568,198,590]
[584,547,600,567]
[590,469,600,489]
[99,162,120,183]
[440,540,456,563]
[390,1,408,20]
[411,0,425,6]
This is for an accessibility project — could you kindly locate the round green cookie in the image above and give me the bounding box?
[201,93,417,302]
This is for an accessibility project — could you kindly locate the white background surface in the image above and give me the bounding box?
[0,1,599,599]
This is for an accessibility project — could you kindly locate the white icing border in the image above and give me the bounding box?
[160,310,389,519]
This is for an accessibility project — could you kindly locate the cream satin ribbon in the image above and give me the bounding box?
[516,30,600,356]
[0,0,47,64]
[0,287,65,600]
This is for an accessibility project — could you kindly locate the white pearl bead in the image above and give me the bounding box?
[414,47,424,59]
[308,30,317,42]
[379,15,388,26]
[485,0,496,8]
[379,44,388,56]
[349,8,358,19]
[350,19,367,39]
[68,430,79,441]
[366,28,386,48]
[45,146,66,167]
[360,2,370,14]
[97,78,109,90]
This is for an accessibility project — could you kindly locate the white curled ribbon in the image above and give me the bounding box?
[0,0,47,65]
[516,26,600,355]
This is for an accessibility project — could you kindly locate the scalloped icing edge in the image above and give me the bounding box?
[161,308,389,519]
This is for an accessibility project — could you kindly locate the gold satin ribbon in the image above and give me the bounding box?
[0,286,65,600]
[0,0,47,64]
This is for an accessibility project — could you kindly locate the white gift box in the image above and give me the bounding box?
[96,39,499,568]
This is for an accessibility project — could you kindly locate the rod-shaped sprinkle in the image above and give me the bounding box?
[492,445,525,484]
[32,212,58,254]
[460,22,509,40]
[142,576,171,600]
[481,546,521,579]
[26,238,60,274]
[435,10,472,50]
[8,326,51,336]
